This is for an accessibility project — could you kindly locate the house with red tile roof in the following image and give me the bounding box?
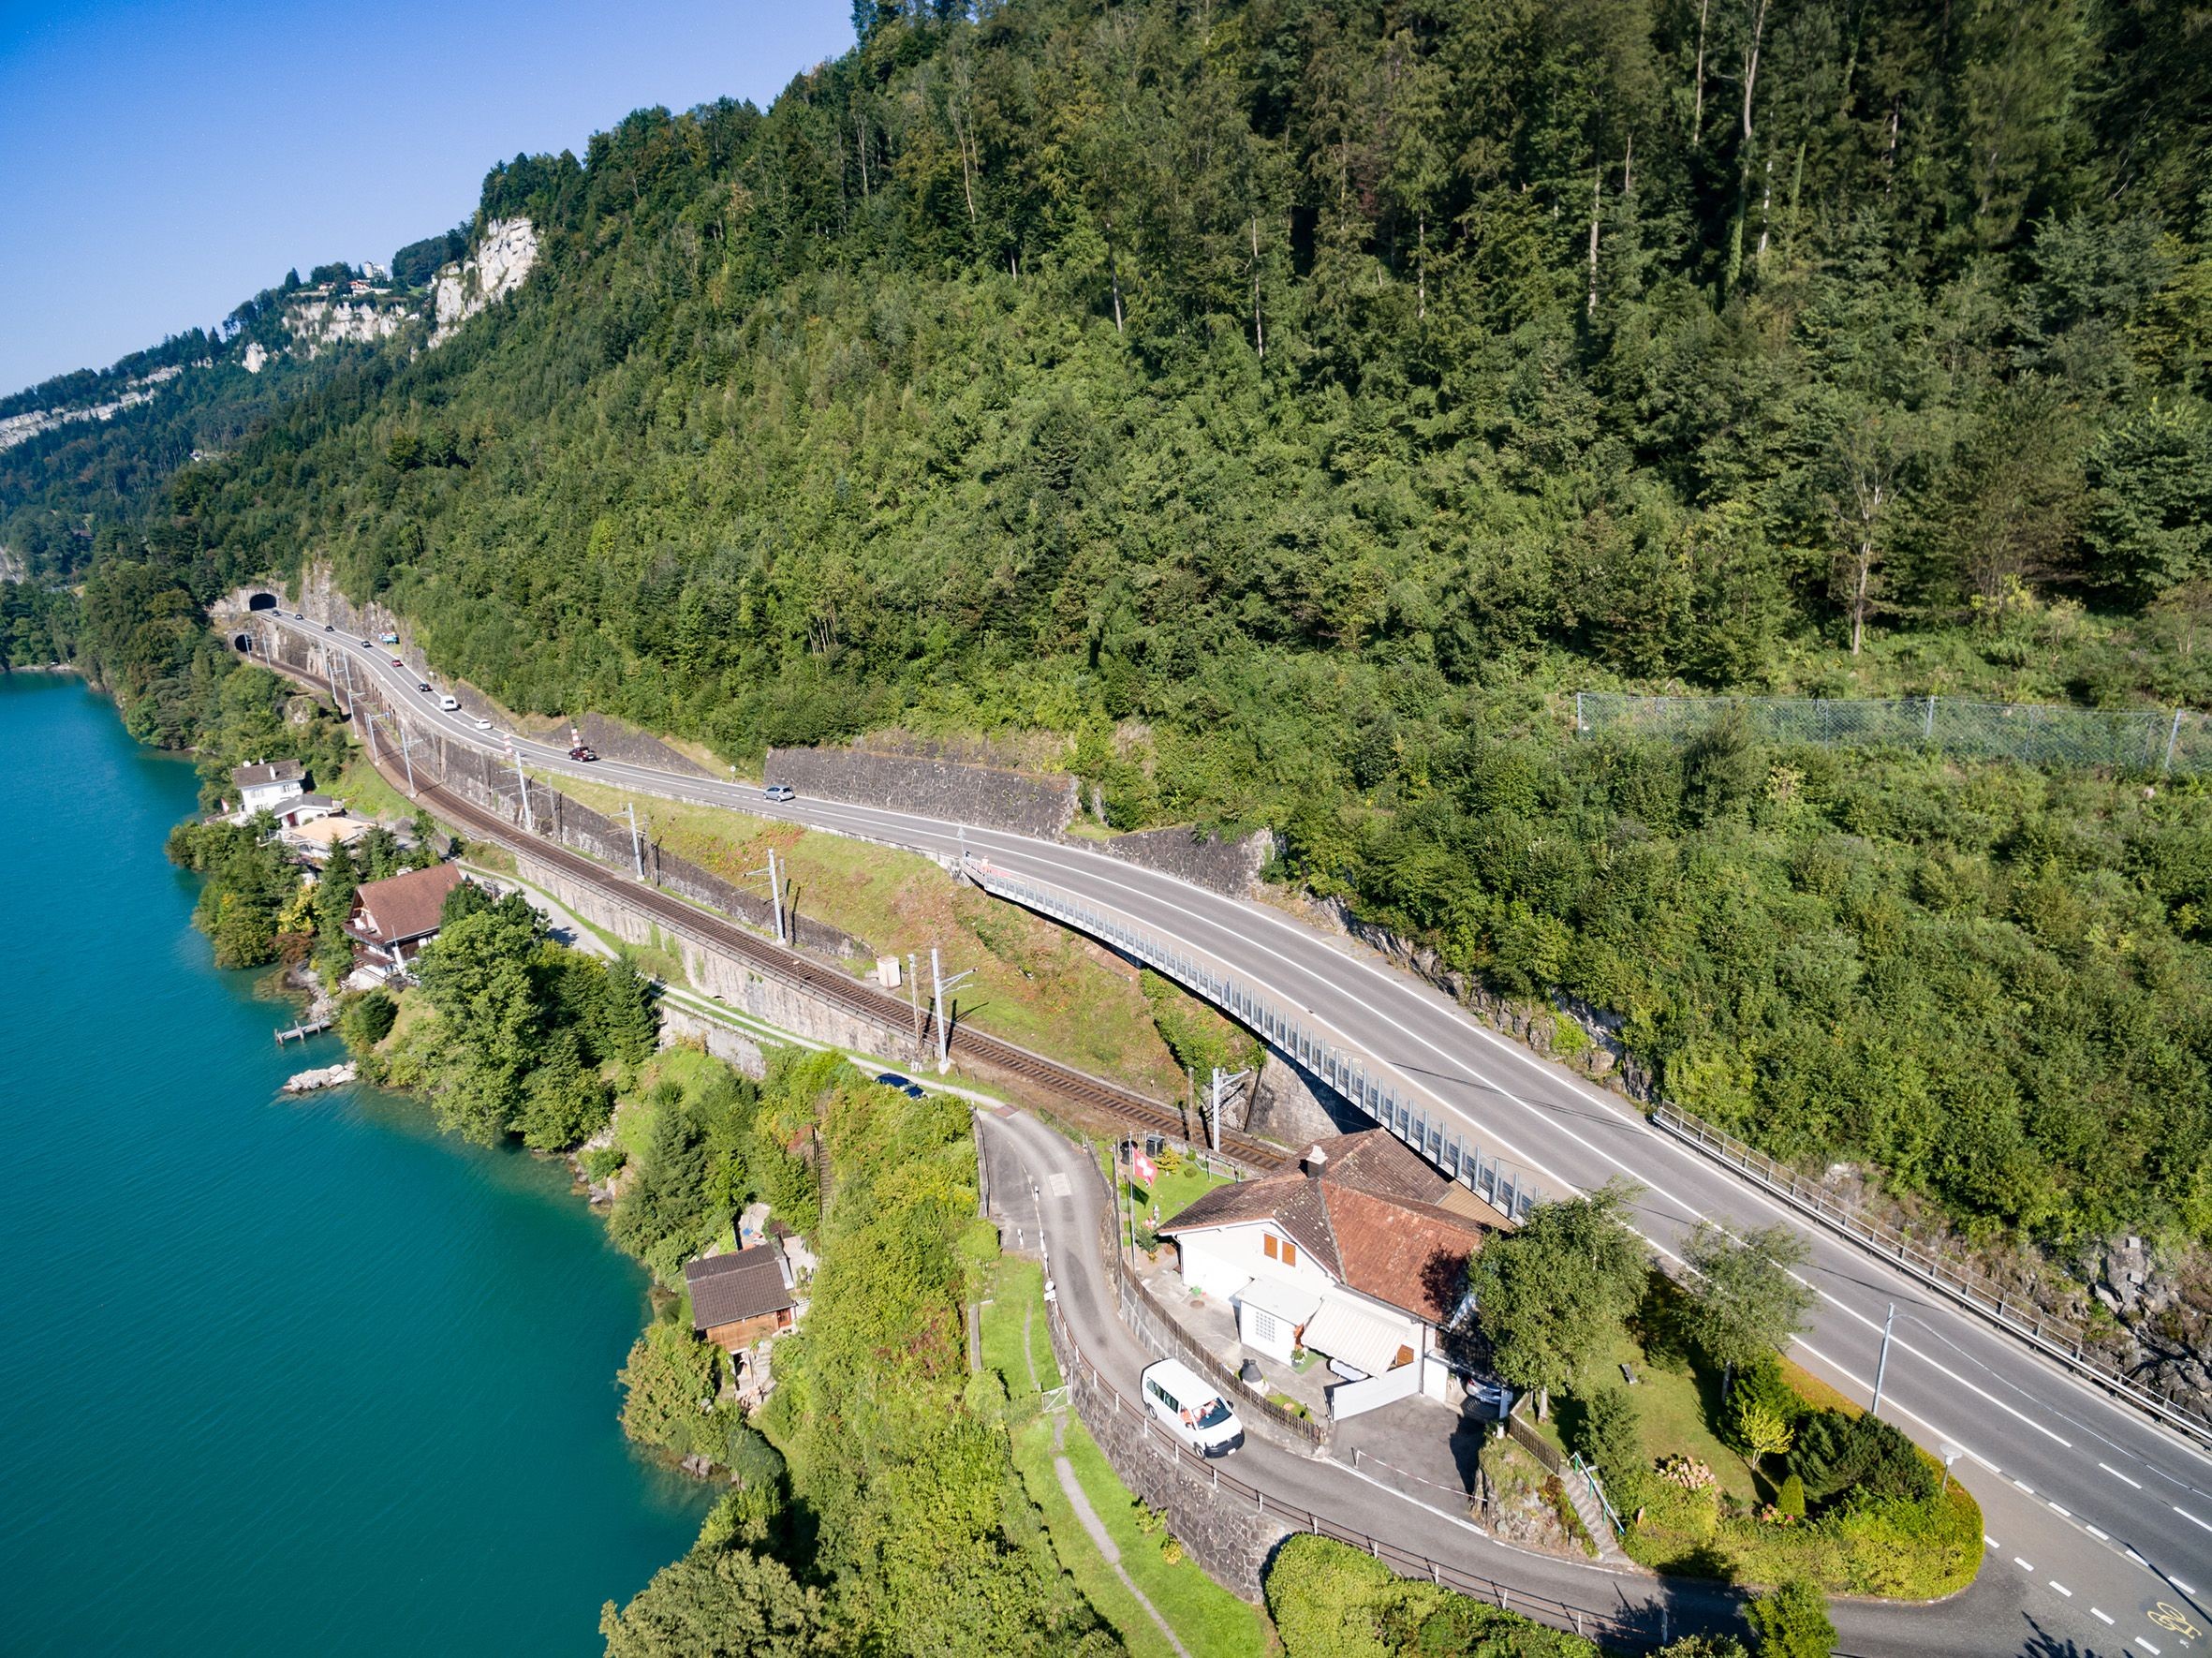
[346,864,465,979]
[1158,1132,1509,1418]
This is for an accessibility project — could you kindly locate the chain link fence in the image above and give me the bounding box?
[1576,691,2212,776]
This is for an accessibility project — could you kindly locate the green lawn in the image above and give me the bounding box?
[981,1251,1265,1658]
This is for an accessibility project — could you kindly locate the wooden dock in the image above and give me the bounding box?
[274,1017,332,1045]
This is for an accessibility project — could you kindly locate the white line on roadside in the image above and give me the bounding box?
[2175,1505,2212,1533]
[2134,1637,2160,1654]
[2089,1525,2110,1540]
[2173,1577,2197,1595]
[2049,1581,2072,1596]
[2050,1503,2071,1517]
[2092,1607,2115,1624]
[1986,1535,1999,1548]
[2013,1478,2036,1493]
[2103,1463,2145,1488]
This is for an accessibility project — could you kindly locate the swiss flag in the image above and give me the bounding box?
[1131,1147,1158,1189]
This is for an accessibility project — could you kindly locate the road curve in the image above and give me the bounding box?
[265,610,2212,1656]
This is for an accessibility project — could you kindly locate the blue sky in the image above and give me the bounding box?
[0,0,852,395]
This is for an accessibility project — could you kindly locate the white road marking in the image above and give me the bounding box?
[2175,1505,2212,1533]
[2050,1581,2072,1596]
[2104,1463,2146,1489]
[286,619,2212,1542]
[2050,1503,2071,1517]
[2133,1638,2160,1654]
[1986,1535,1999,1548]
[2131,1548,2152,1565]
[2014,1478,2036,1493]
[2173,1577,2197,1594]
[2092,1607,2115,1624]
[2016,1557,2035,1571]
[2089,1526,2110,1540]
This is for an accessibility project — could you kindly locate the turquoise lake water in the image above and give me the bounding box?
[0,674,709,1654]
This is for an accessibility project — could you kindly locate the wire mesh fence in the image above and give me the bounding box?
[1575,691,2212,776]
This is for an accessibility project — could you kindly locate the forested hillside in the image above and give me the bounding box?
[13,0,2212,1257]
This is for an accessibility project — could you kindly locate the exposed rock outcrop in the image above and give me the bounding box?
[430,218,538,346]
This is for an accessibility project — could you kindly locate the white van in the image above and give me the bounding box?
[439,695,460,712]
[1140,1358,1244,1457]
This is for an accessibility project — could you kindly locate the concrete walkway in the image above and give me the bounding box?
[1050,1412,1194,1658]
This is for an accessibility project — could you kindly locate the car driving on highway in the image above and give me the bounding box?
[1140,1358,1243,1457]
[764,783,796,803]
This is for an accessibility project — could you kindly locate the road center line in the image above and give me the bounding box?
[2104,1463,2146,1489]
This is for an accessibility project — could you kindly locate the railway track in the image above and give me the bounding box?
[319,707,1290,1169]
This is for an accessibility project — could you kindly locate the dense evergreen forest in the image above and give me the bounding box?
[9,0,2212,1259]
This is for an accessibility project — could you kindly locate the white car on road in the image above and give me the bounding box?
[1140,1358,1244,1457]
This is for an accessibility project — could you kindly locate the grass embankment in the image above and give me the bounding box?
[1530,1282,1983,1599]
[545,773,1248,1102]
[979,1249,1269,1658]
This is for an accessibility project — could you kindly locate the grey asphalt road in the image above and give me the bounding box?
[269,610,2212,1656]
[979,1106,2045,1656]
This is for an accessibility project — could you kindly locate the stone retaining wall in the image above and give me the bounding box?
[1043,1305,1292,1603]
[1100,826,1276,898]
[767,745,1078,836]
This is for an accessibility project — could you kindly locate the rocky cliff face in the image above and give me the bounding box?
[284,299,411,359]
[430,218,538,347]
[0,363,188,453]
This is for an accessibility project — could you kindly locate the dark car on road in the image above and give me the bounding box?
[875,1073,927,1099]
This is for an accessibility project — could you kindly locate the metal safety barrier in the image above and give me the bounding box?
[969,857,1541,1223]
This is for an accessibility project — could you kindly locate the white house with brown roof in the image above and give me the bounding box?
[346,863,464,978]
[1159,1132,1506,1418]
[230,759,305,818]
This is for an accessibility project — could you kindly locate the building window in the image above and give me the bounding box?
[1281,1239,1297,1267]
[1249,1309,1278,1346]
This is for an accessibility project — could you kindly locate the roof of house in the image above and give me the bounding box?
[685,1245,796,1331]
[1159,1130,1504,1325]
[287,814,371,847]
[231,760,305,789]
[350,863,463,945]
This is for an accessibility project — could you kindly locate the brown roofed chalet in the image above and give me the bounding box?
[685,1246,797,1332]
[350,863,463,946]
[1158,1128,1508,1323]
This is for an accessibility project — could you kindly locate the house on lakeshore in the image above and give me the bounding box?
[345,863,464,979]
[1158,1132,1506,1419]
[230,759,305,818]
[686,1243,800,1352]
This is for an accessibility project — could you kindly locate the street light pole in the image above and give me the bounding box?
[625,801,646,881]
[1871,1303,1895,1418]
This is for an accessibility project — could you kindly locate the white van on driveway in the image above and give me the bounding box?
[1139,1358,1244,1457]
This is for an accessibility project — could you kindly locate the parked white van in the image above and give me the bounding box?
[1139,1358,1244,1457]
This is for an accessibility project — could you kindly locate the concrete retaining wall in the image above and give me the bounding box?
[1044,1308,1292,1603]
[512,849,925,1065]
[768,746,1078,836]
[437,742,870,963]
[659,1003,770,1079]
